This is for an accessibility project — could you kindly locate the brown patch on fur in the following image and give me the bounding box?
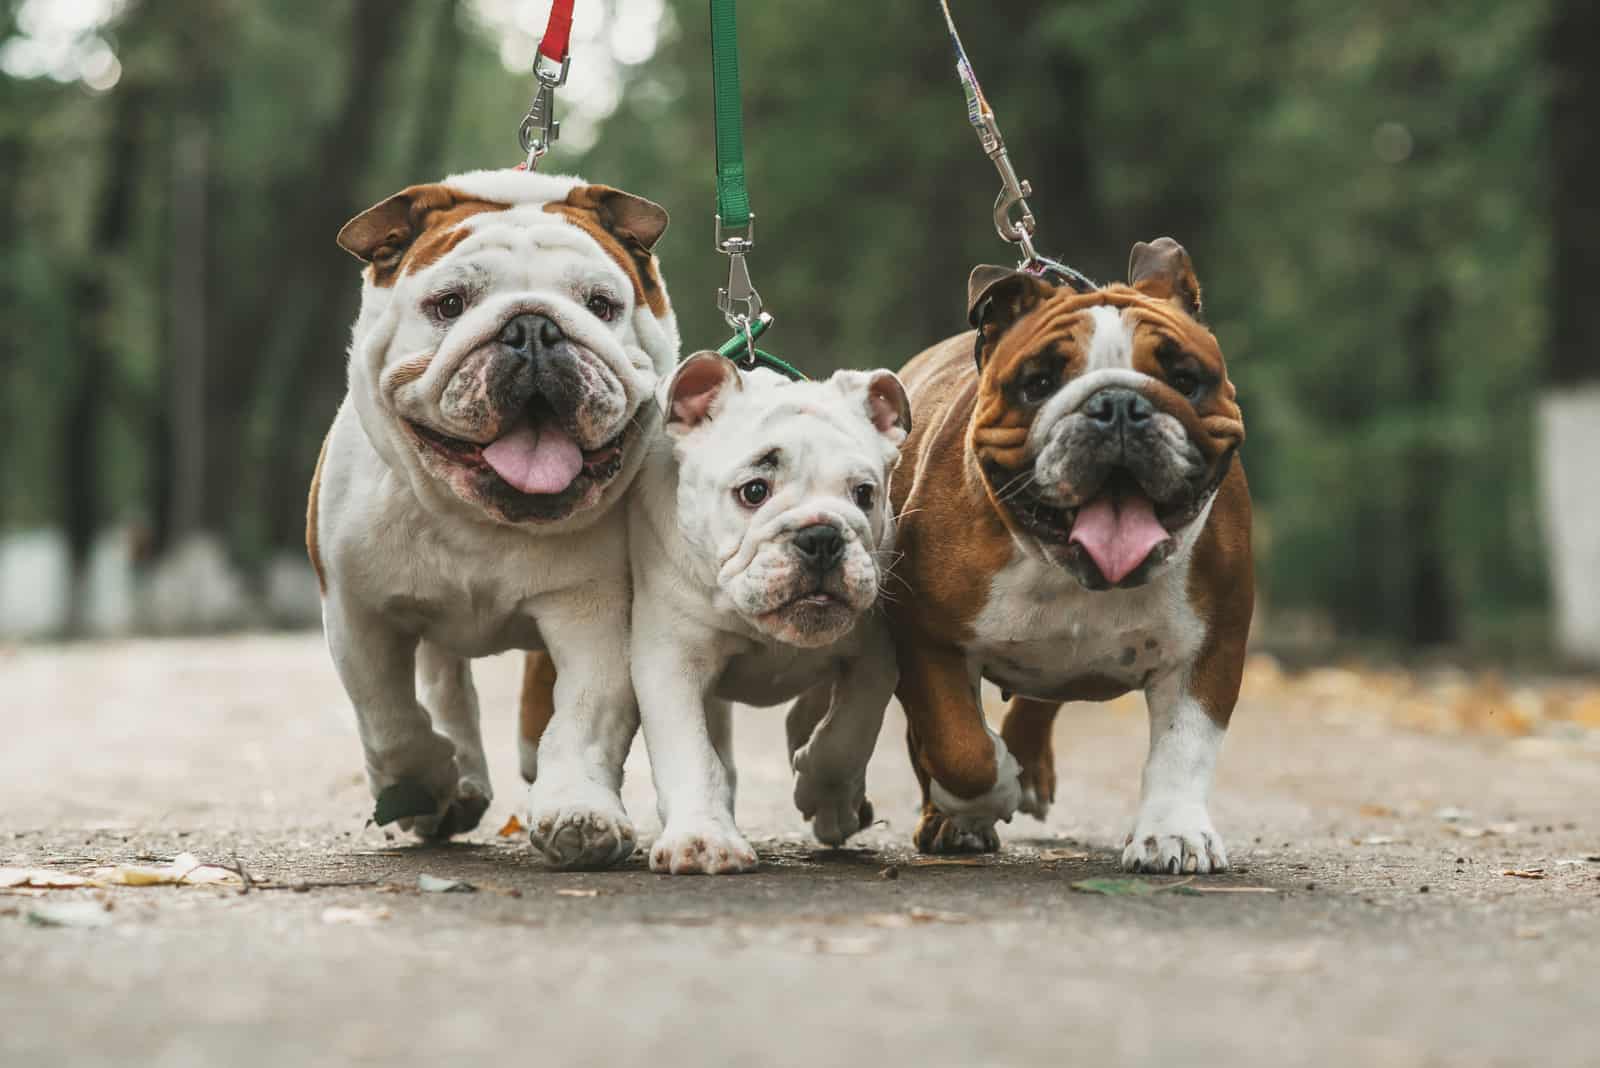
[336,183,508,287]
[518,651,559,782]
[543,185,669,317]
[306,431,331,593]
[1185,463,1254,728]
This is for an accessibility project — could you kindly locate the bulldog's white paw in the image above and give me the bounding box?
[371,733,489,840]
[650,818,758,875]
[1017,781,1051,821]
[928,730,1023,826]
[793,770,873,847]
[1121,803,1228,874]
[526,780,636,870]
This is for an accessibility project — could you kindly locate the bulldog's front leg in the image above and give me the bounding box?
[1122,664,1235,874]
[633,609,757,875]
[525,591,638,870]
[788,625,894,846]
[323,594,472,838]
[896,638,1021,853]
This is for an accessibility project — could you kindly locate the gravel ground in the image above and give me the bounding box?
[3,634,1598,1068]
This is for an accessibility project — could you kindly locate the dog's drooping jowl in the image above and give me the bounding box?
[309,169,677,868]
[886,239,1252,872]
[521,356,910,873]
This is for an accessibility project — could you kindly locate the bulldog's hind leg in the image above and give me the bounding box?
[523,594,640,870]
[1001,697,1061,820]
[517,651,558,784]
[411,641,492,838]
[324,594,463,838]
[896,639,1021,853]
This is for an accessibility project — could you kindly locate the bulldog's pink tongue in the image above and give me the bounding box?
[1069,493,1168,585]
[481,419,583,495]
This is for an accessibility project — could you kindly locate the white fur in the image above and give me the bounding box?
[630,367,905,874]
[315,169,678,867]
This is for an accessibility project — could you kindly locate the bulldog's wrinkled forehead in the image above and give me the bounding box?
[988,286,1229,384]
[337,169,670,316]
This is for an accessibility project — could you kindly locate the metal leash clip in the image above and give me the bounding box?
[941,0,1041,263]
[715,213,763,328]
[518,51,571,170]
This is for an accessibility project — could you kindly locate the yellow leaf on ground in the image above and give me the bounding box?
[497,814,525,838]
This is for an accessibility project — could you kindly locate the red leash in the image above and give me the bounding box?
[518,0,576,170]
[539,0,575,63]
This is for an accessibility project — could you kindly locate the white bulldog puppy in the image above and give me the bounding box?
[631,353,910,874]
[309,169,678,868]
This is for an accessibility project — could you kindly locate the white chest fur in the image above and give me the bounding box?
[969,546,1206,698]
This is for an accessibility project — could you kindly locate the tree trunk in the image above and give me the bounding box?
[61,87,147,632]
[206,0,417,546]
[1541,0,1600,662]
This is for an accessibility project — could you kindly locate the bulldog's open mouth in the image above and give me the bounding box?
[406,400,630,500]
[1012,468,1193,589]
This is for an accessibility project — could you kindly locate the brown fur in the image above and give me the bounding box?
[335,183,509,286]
[518,651,559,782]
[543,186,669,316]
[891,276,1252,842]
[306,431,331,593]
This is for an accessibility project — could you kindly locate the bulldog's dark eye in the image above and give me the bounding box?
[436,292,466,320]
[1168,370,1203,399]
[1018,368,1060,405]
[852,484,876,511]
[586,294,619,322]
[736,479,770,508]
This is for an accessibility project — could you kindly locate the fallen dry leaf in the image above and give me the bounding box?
[1359,804,1397,819]
[1179,885,1279,894]
[1352,835,1402,846]
[1037,849,1090,862]
[321,905,392,926]
[1502,869,1547,880]
[906,906,971,923]
[0,868,96,890]
[496,814,525,838]
[906,856,990,867]
[555,888,599,898]
[91,853,241,888]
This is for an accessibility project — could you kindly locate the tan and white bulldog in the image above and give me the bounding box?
[887,239,1252,873]
[307,168,678,868]
[521,355,910,873]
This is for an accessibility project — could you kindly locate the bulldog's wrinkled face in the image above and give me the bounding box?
[968,239,1244,589]
[661,355,911,647]
[337,172,676,526]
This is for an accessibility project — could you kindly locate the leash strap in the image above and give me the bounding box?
[710,0,750,231]
[539,0,575,61]
[518,0,577,169]
[706,0,805,380]
[937,1,1095,295]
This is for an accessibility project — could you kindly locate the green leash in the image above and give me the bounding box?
[708,0,805,380]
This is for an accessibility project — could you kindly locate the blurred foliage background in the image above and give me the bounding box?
[0,0,1594,657]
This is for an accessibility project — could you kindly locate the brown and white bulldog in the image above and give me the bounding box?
[308,169,678,868]
[887,239,1252,873]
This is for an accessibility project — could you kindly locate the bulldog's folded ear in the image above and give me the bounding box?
[832,369,913,445]
[563,185,670,252]
[661,352,741,435]
[1128,237,1203,320]
[337,182,497,282]
[967,266,1054,370]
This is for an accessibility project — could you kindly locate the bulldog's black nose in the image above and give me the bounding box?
[793,524,847,572]
[1083,388,1153,429]
[498,313,564,361]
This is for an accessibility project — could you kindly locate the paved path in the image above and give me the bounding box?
[3,635,1597,1067]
